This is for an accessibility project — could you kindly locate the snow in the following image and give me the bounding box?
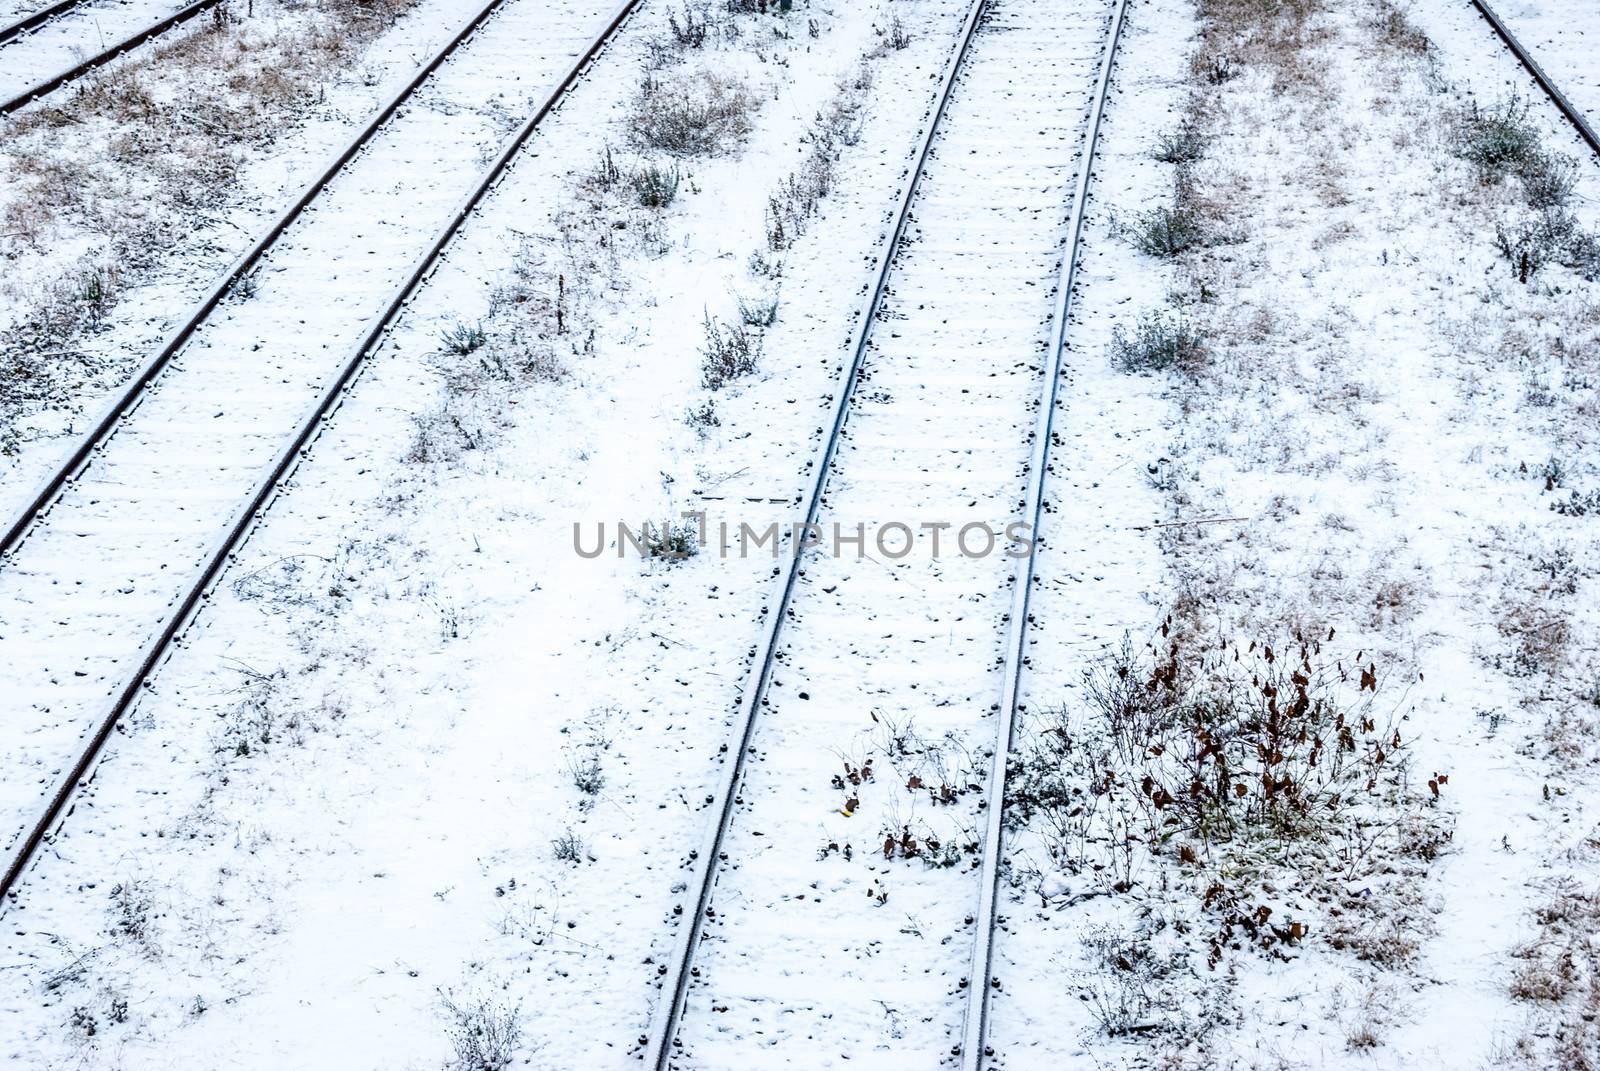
[669,1,1128,1064]
[0,0,620,861]
[0,0,190,105]
[0,0,492,511]
[0,0,1013,1065]
[1476,0,1600,131]
[1,0,1598,1066]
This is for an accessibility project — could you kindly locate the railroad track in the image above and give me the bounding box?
[0,0,83,48]
[0,0,228,115]
[0,0,642,902]
[1468,0,1600,159]
[639,0,1128,1065]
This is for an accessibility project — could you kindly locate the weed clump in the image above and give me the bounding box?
[1518,151,1577,211]
[667,3,709,49]
[641,520,700,560]
[1454,96,1541,182]
[1153,121,1207,165]
[699,313,759,389]
[551,829,586,864]
[735,291,779,326]
[1128,205,1207,258]
[439,991,521,1071]
[568,753,605,795]
[1009,625,1412,869]
[686,398,720,434]
[628,71,757,157]
[440,320,487,355]
[631,162,682,207]
[1370,0,1431,54]
[1108,311,1206,373]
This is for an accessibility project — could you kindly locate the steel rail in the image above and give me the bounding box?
[0,0,227,115]
[0,0,519,562]
[0,0,644,906]
[1469,0,1600,160]
[958,0,1130,1066]
[0,0,82,49]
[637,1,991,1066]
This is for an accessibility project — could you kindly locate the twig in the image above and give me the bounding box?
[1129,515,1248,532]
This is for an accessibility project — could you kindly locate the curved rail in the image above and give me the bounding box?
[0,0,227,115]
[0,0,82,49]
[959,0,1129,1067]
[1469,0,1600,159]
[636,0,991,1064]
[0,0,517,562]
[0,0,644,905]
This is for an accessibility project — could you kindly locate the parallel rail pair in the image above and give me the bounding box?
[0,0,227,115]
[0,0,645,895]
[639,0,1130,1066]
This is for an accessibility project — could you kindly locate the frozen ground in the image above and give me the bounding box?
[0,0,620,869]
[1,0,1599,1068]
[0,0,485,501]
[0,0,190,105]
[1475,0,1600,130]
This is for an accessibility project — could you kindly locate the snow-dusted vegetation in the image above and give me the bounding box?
[0,0,1597,1067]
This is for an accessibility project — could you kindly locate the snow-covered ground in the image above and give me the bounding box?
[670,1,1115,1064]
[0,0,622,880]
[987,0,1600,1066]
[0,0,192,105]
[1,0,1599,1067]
[0,0,485,485]
[1474,0,1600,130]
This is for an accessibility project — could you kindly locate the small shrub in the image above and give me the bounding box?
[552,828,586,863]
[667,3,709,48]
[1551,488,1600,517]
[765,98,846,250]
[748,249,782,278]
[1510,952,1578,1003]
[1518,151,1577,210]
[568,753,605,795]
[1010,625,1406,869]
[69,1006,97,1038]
[1200,54,1235,84]
[629,71,757,157]
[1494,209,1579,283]
[76,266,119,325]
[108,880,157,955]
[440,320,487,355]
[1496,597,1571,677]
[1108,311,1205,373]
[631,162,681,207]
[885,13,910,50]
[1153,122,1207,165]
[1455,96,1541,182]
[735,291,779,326]
[588,145,622,191]
[643,520,700,560]
[230,269,260,303]
[700,313,759,389]
[1565,229,1600,280]
[1127,206,1207,258]
[686,398,720,434]
[1078,923,1191,1038]
[440,992,521,1071]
